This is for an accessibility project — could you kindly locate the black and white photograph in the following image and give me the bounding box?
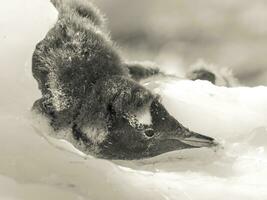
[0,0,267,199]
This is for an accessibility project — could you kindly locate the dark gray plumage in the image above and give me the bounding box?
[32,0,217,160]
[186,61,239,87]
[187,69,216,84]
[124,62,161,82]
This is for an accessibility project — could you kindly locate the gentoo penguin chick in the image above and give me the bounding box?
[32,0,217,160]
[186,60,239,87]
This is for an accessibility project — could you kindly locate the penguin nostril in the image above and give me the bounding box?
[145,129,155,138]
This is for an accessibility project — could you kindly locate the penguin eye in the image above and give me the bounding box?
[144,128,155,138]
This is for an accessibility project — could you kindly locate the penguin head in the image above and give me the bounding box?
[97,98,216,160]
[85,77,217,160]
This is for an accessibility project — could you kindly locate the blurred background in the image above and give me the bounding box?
[94,0,267,86]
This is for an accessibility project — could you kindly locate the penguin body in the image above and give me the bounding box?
[32,0,216,160]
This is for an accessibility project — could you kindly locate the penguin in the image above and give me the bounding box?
[186,60,239,87]
[32,0,217,160]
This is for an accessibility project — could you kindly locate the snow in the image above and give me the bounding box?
[0,0,267,199]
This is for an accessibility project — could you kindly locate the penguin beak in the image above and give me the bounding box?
[176,130,218,148]
[150,98,218,150]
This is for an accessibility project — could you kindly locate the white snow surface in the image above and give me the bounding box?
[0,0,267,199]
